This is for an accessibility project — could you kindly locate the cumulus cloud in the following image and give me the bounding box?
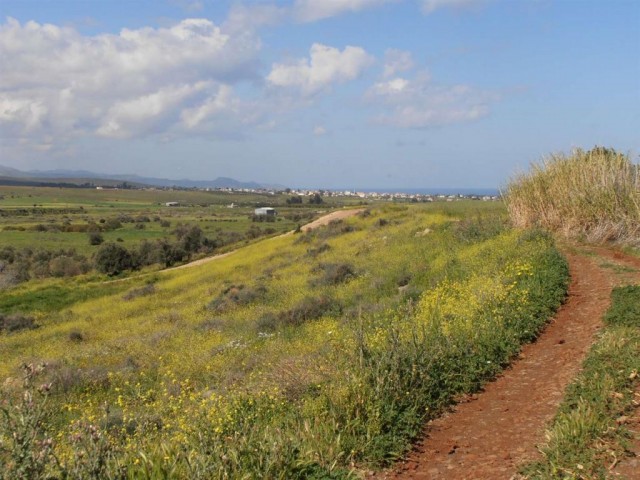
[383,49,415,78]
[422,0,488,14]
[267,43,374,96]
[366,71,497,128]
[293,0,394,22]
[0,17,261,147]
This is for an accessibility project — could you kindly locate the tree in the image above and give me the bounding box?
[94,243,133,276]
[308,193,324,205]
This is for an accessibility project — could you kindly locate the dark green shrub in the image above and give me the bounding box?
[93,243,133,276]
[88,232,104,246]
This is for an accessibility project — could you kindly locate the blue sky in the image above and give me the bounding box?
[1,0,638,189]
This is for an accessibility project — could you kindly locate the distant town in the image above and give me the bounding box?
[95,184,501,203]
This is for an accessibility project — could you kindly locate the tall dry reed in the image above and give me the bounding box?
[505,147,640,245]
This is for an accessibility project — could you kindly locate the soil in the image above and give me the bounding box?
[376,246,640,480]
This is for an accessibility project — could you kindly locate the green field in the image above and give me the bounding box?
[0,200,569,479]
[0,186,345,255]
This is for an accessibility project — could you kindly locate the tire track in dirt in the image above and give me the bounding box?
[377,247,640,480]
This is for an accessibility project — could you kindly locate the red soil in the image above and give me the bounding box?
[376,247,640,480]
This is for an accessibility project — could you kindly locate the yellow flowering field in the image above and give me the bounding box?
[0,202,569,479]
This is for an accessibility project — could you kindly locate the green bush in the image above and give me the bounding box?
[93,243,133,276]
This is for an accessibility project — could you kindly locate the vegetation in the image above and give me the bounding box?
[506,147,640,246]
[521,285,640,478]
[0,186,325,285]
[0,202,568,478]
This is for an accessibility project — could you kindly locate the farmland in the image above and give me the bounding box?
[0,192,570,478]
[0,186,370,290]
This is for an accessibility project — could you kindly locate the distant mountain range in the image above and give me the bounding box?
[0,165,280,190]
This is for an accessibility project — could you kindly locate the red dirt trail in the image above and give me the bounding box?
[376,247,640,480]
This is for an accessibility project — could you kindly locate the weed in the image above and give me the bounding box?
[0,313,37,333]
[122,283,156,301]
[506,146,640,245]
[312,262,357,286]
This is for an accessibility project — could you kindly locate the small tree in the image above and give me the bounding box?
[308,193,324,205]
[94,243,133,276]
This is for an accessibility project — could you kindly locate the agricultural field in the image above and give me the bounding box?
[0,186,366,288]
[0,186,344,254]
[0,200,569,478]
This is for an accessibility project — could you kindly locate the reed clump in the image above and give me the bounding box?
[506,147,640,245]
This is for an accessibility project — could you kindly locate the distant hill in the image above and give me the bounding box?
[0,165,279,190]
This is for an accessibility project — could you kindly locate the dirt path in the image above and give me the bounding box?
[377,247,640,480]
[299,208,365,232]
[161,208,364,272]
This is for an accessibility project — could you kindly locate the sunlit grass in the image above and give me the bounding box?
[506,147,639,245]
[0,202,569,478]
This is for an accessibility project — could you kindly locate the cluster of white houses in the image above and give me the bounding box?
[158,189,499,207]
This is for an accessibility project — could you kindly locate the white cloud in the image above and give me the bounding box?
[222,4,288,33]
[366,71,497,127]
[293,0,394,22]
[267,43,374,96]
[313,125,328,135]
[422,0,487,14]
[383,49,415,78]
[180,84,243,130]
[0,17,261,147]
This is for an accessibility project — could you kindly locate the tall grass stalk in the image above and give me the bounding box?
[506,147,640,245]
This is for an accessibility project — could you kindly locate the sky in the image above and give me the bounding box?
[0,0,638,190]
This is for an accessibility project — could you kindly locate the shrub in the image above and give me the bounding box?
[93,243,133,276]
[306,243,331,257]
[207,284,268,312]
[104,218,122,231]
[312,262,357,286]
[278,295,338,327]
[48,256,86,278]
[506,146,640,245]
[68,330,84,342]
[0,313,37,333]
[88,232,104,246]
[453,213,507,243]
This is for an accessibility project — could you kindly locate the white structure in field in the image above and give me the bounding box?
[254,207,277,216]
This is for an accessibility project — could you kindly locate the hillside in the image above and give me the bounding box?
[0,202,569,478]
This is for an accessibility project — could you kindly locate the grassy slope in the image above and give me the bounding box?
[0,202,569,479]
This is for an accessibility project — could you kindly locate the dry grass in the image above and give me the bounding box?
[506,147,640,245]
